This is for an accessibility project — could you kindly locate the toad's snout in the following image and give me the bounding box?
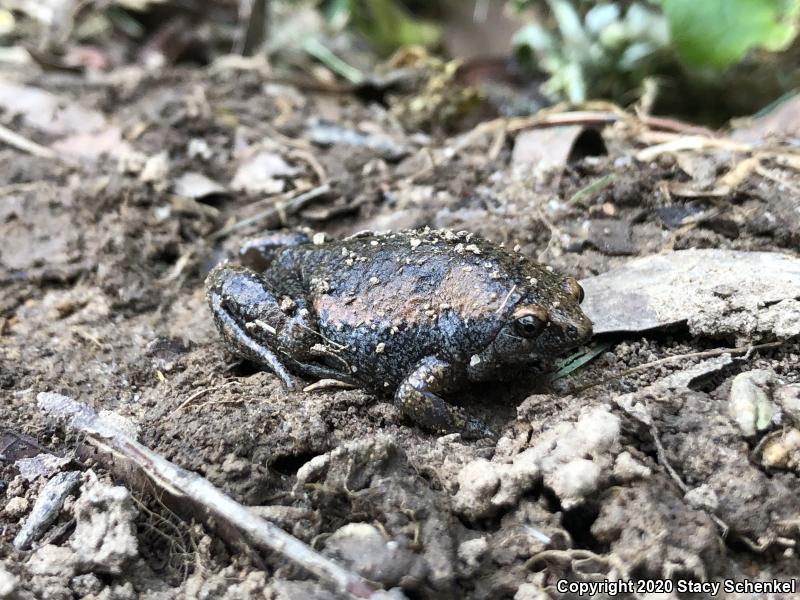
[556,312,593,347]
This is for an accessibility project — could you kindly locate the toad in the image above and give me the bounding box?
[206,229,592,437]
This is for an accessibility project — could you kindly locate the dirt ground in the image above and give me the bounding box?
[1,63,800,600]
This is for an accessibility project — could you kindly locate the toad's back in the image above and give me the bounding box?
[269,230,528,384]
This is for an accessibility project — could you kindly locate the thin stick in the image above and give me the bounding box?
[617,341,784,378]
[210,183,331,240]
[0,123,59,160]
[37,392,396,600]
[578,340,786,393]
[505,110,621,133]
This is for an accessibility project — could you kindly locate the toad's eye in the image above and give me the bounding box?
[562,277,585,303]
[514,315,546,337]
[512,306,549,338]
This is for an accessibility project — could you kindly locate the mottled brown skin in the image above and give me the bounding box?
[206,229,593,437]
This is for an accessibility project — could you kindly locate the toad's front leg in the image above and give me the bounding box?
[394,356,492,439]
[206,264,318,390]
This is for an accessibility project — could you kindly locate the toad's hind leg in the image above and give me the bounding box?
[208,290,297,389]
[394,356,492,439]
[288,360,358,386]
[206,264,318,391]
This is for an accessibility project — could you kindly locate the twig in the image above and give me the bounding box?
[577,340,786,394]
[37,392,397,600]
[505,110,621,133]
[648,420,687,493]
[210,183,331,240]
[635,135,750,162]
[754,163,800,194]
[488,126,506,161]
[454,110,620,153]
[289,148,327,183]
[637,114,717,137]
[618,386,740,544]
[0,123,59,160]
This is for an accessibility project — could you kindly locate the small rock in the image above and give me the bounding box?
[684,484,719,511]
[728,370,777,437]
[760,429,800,470]
[613,451,652,482]
[70,573,103,597]
[457,405,620,517]
[173,172,227,199]
[116,148,147,174]
[27,544,77,576]
[453,459,499,519]
[231,151,298,195]
[0,563,17,598]
[15,453,71,482]
[453,455,540,521]
[537,406,620,509]
[548,459,601,507]
[4,496,29,518]
[187,138,212,160]
[221,454,250,476]
[14,470,81,550]
[457,537,488,568]
[514,581,550,600]
[577,218,636,256]
[71,478,138,574]
[580,249,800,338]
[139,151,170,185]
[775,384,800,426]
[323,523,421,588]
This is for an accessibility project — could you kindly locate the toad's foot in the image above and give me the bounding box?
[394,356,493,439]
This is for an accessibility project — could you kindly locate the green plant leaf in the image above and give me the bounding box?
[347,0,441,55]
[657,0,800,68]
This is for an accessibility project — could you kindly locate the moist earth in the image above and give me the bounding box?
[1,67,799,599]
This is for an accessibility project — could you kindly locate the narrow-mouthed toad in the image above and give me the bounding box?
[206,229,592,437]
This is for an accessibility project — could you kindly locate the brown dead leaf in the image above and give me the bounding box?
[0,429,47,463]
[173,172,227,199]
[731,94,800,143]
[512,125,606,169]
[0,78,106,136]
[50,126,131,161]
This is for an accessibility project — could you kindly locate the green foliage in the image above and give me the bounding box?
[511,0,800,104]
[344,0,441,55]
[655,0,800,68]
[513,0,671,102]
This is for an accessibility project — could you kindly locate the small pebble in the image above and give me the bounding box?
[4,497,29,519]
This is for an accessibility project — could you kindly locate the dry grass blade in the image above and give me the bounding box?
[550,343,609,381]
[635,135,749,162]
[567,174,614,206]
